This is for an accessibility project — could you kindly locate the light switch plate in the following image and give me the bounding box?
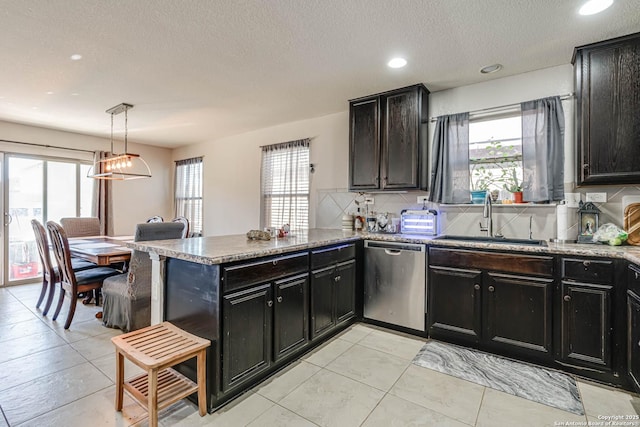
[417,196,429,204]
[565,193,580,208]
[364,197,375,205]
[586,192,607,203]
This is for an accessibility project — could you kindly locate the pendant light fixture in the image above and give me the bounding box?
[87,102,152,180]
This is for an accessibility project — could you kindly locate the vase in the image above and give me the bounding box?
[513,191,524,203]
[470,190,487,204]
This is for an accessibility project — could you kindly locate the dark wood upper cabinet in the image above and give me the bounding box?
[349,84,429,191]
[573,32,640,185]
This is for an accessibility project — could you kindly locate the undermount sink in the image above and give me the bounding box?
[433,235,548,246]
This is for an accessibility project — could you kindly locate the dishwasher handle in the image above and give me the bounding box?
[364,240,426,252]
[384,249,402,256]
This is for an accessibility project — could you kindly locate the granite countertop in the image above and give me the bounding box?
[129,229,362,265]
[129,229,640,265]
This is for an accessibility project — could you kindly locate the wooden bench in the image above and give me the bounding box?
[111,322,210,426]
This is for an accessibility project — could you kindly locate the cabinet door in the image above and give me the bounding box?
[484,273,553,358]
[428,266,482,343]
[222,284,272,392]
[382,88,420,189]
[335,260,356,323]
[349,97,380,190]
[273,274,309,362]
[628,290,640,392]
[560,281,612,369]
[310,265,336,339]
[576,36,640,185]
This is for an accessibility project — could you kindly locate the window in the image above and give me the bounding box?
[261,139,310,233]
[469,113,523,196]
[175,157,203,236]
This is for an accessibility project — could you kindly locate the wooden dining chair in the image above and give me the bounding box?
[171,216,190,238]
[60,217,101,237]
[46,221,121,329]
[31,219,98,315]
[146,216,164,223]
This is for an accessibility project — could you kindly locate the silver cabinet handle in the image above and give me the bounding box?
[583,260,591,267]
[272,260,278,265]
[488,286,495,292]
[334,275,341,282]
[564,295,571,302]
[277,296,283,303]
[267,300,273,307]
[474,284,480,290]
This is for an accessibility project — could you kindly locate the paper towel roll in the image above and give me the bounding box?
[557,203,569,241]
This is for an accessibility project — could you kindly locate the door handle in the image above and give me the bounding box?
[4,213,12,227]
[384,249,402,256]
[277,296,283,303]
[488,286,495,292]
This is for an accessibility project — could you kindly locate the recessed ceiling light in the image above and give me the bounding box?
[579,0,613,15]
[46,91,54,95]
[387,58,407,68]
[71,92,79,96]
[480,63,503,74]
[32,106,38,110]
[70,54,82,61]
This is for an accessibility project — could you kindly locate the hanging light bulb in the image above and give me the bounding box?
[87,103,152,180]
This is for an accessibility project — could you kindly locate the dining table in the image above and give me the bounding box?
[68,235,133,266]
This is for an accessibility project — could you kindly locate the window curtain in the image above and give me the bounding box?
[521,96,565,202]
[428,113,470,204]
[91,151,114,236]
[260,139,310,233]
[175,157,203,236]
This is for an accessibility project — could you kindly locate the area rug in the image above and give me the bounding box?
[412,341,583,415]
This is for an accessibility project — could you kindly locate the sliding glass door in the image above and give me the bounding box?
[3,154,93,286]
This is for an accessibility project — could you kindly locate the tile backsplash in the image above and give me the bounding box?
[315,186,640,241]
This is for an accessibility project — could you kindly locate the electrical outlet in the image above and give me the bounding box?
[417,196,429,204]
[565,193,581,208]
[364,197,375,205]
[586,192,607,203]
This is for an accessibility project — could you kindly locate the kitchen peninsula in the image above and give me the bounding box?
[131,230,640,411]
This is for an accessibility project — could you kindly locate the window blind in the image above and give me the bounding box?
[175,157,203,235]
[260,139,310,233]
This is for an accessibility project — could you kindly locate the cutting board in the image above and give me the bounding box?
[623,196,640,221]
[624,202,640,245]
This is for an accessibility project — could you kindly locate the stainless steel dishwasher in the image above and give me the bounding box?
[364,240,426,331]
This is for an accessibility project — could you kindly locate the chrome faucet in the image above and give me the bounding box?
[479,191,493,237]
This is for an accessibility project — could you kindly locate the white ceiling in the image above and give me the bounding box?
[0,0,637,148]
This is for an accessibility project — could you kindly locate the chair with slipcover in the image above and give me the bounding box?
[31,219,98,315]
[101,222,184,332]
[171,216,190,238]
[146,216,164,223]
[46,221,120,329]
[60,217,101,237]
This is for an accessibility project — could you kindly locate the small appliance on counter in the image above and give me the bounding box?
[400,209,439,235]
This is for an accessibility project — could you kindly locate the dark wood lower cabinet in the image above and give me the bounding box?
[428,265,482,343]
[310,260,356,340]
[560,281,612,369]
[273,274,309,362]
[310,266,335,338]
[484,273,553,357]
[628,290,640,392]
[335,260,356,323]
[222,283,272,392]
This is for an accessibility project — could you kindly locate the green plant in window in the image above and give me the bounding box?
[503,167,523,192]
[470,139,519,191]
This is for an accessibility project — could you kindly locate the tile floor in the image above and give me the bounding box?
[2,282,640,426]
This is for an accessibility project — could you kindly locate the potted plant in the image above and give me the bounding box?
[503,168,524,203]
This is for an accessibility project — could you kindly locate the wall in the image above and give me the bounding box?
[171,112,349,236]
[0,120,173,235]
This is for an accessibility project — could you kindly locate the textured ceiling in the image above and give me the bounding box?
[0,0,637,148]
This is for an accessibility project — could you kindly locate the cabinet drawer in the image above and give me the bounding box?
[629,264,640,294]
[429,247,554,277]
[223,252,309,293]
[311,244,356,269]
[562,258,613,283]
